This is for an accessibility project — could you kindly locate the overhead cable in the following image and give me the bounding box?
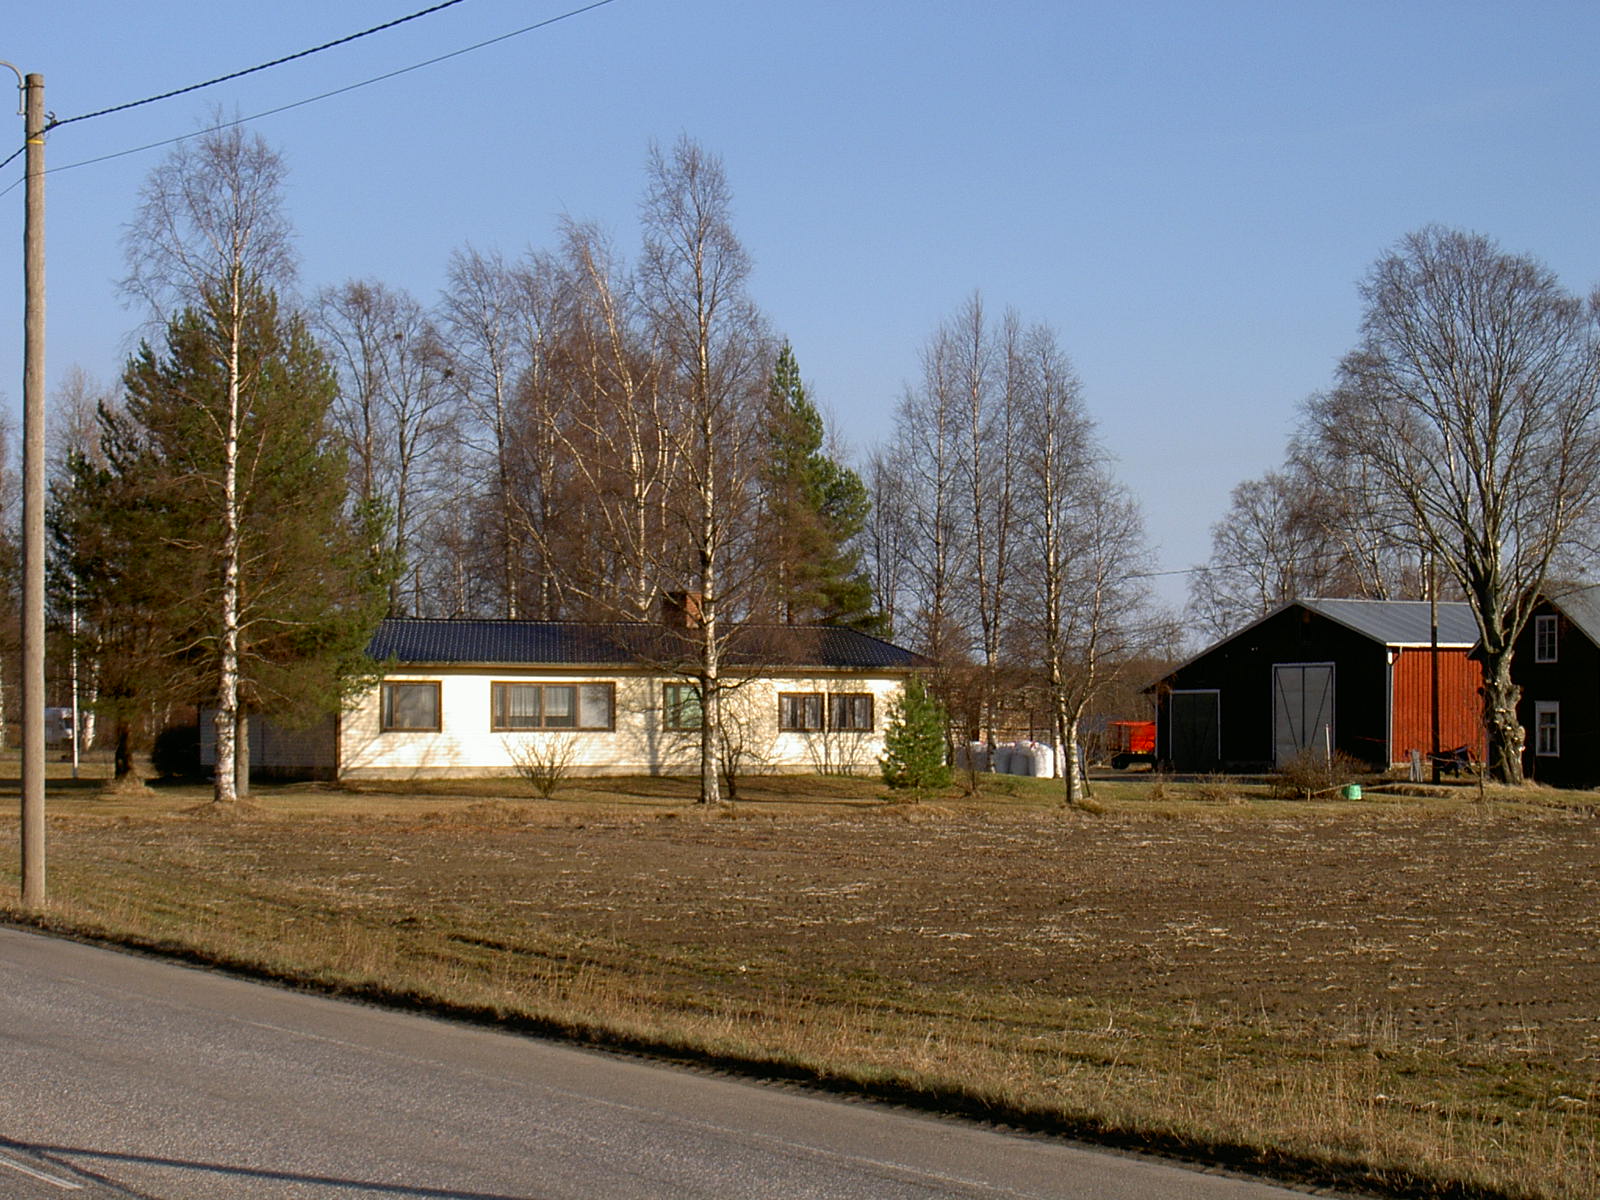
[0,0,621,198]
[44,0,473,132]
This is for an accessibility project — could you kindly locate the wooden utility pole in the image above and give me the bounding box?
[18,70,46,908]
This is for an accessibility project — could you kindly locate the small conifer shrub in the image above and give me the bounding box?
[879,676,952,798]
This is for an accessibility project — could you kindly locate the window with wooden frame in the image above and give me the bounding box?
[1535,614,1559,663]
[1535,701,1560,757]
[492,682,614,731]
[828,693,874,732]
[381,681,441,732]
[663,683,703,731]
[779,692,825,732]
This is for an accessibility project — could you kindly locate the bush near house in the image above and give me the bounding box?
[879,676,951,797]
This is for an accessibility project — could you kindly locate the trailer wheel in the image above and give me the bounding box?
[1111,754,1130,770]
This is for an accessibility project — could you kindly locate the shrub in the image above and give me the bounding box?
[1192,773,1242,804]
[1272,748,1368,800]
[879,676,952,799]
[503,733,580,799]
[150,723,201,779]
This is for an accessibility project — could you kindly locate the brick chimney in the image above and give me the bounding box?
[660,590,704,628]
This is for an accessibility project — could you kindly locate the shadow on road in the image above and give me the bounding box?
[3,1137,532,1200]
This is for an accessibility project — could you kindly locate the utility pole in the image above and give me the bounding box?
[7,66,46,909]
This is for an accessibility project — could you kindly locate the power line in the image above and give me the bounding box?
[1126,538,1436,583]
[44,0,473,132]
[0,0,621,195]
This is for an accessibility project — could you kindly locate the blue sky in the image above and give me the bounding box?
[3,1,1599,611]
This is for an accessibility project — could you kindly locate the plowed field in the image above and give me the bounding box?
[7,783,1599,1197]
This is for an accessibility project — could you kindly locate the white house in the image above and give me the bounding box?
[209,615,930,781]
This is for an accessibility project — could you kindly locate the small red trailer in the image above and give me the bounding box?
[1107,720,1157,770]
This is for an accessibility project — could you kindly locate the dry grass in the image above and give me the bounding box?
[3,763,1597,1199]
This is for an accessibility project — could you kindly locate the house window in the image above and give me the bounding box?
[829,693,874,732]
[779,692,824,732]
[1535,615,1558,663]
[1535,701,1560,757]
[381,681,440,731]
[492,682,614,731]
[663,683,703,730]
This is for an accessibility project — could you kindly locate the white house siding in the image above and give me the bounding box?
[337,669,907,780]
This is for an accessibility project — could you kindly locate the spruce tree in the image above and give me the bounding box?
[763,343,882,631]
[879,676,952,798]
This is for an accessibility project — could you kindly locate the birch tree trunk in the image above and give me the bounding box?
[213,288,243,805]
[234,709,250,799]
[122,123,295,806]
[640,137,765,805]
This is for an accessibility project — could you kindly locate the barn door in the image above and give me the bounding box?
[1273,663,1334,766]
[1169,691,1220,772]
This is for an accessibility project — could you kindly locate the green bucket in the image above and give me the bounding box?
[1341,784,1362,800]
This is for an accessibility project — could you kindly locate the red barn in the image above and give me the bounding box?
[1152,599,1485,773]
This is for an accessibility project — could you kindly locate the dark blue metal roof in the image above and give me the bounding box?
[367,618,931,671]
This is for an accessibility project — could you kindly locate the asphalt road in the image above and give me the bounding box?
[0,927,1322,1199]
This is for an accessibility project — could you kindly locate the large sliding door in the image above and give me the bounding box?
[1273,663,1334,766]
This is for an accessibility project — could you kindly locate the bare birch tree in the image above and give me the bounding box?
[314,279,456,614]
[950,297,1022,751]
[1187,470,1337,638]
[1013,325,1154,807]
[122,123,295,806]
[1190,450,1431,642]
[539,219,675,619]
[1283,436,1423,600]
[502,251,575,619]
[440,246,529,617]
[638,136,768,805]
[1306,226,1600,783]
[893,340,970,669]
[863,447,913,637]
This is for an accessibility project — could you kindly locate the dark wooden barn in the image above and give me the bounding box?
[1152,599,1485,772]
[1512,584,1600,788]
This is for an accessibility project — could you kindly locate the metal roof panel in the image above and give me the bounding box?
[366,618,931,671]
[1299,598,1479,646]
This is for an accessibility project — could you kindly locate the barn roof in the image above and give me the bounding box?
[1539,584,1600,645]
[366,618,930,672]
[1298,598,1479,647]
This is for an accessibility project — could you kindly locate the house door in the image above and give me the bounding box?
[1168,691,1220,772]
[1273,663,1334,766]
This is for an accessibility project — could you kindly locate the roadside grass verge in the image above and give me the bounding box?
[3,771,1596,1199]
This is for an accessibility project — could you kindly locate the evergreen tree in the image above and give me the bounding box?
[51,444,170,778]
[55,291,390,781]
[879,675,952,798]
[762,342,880,630]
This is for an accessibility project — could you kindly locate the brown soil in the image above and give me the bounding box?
[12,786,1600,1197]
[537,807,1588,1053]
[98,797,1600,1063]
